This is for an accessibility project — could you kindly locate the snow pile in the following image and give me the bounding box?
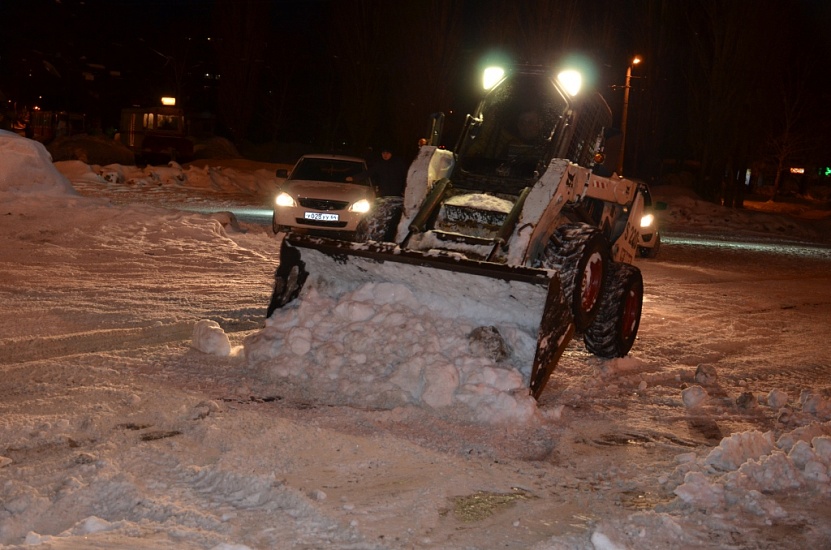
[443,192,514,213]
[566,422,831,550]
[672,422,831,520]
[244,282,542,424]
[56,158,279,202]
[0,130,76,196]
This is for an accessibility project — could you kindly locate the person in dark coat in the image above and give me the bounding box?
[350,146,408,197]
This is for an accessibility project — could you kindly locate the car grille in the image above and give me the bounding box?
[299,198,349,211]
[296,218,349,228]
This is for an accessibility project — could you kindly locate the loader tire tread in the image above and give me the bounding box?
[583,262,643,358]
[543,223,610,332]
[356,197,403,243]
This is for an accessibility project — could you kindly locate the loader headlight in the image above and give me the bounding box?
[349,199,371,213]
[275,192,297,208]
[640,213,655,228]
[482,66,505,90]
[556,69,582,96]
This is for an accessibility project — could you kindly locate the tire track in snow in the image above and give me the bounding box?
[0,320,260,364]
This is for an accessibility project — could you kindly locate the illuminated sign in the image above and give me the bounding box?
[789,167,805,174]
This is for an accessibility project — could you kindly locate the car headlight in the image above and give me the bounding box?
[640,213,654,229]
[275,192,297,208]
[349,199,371,213]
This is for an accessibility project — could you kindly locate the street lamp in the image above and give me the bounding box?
[616,55,642,176]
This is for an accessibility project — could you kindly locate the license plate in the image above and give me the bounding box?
[304,212,339,221]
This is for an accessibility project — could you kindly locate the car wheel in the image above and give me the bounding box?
[638,232,661,258]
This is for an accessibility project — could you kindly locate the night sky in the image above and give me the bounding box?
[2,0,830,186]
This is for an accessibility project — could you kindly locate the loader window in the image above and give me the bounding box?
[459,73,569,180]
[566,92,613,168]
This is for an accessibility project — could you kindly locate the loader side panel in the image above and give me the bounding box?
[578,171,638,205]
[504,159,578,266]
[611,190,646,264]
[567,169,642,264]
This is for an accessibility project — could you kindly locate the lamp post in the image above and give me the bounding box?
[616,55,642,176]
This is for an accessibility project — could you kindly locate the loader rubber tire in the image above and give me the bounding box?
[266,245,308,318]
[583,262,643,358]
[355,197,403,243]
[543,223,610,333]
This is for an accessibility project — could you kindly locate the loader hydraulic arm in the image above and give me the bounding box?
[401,178,452,246]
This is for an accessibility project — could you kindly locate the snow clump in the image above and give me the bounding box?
[192,319,232,356]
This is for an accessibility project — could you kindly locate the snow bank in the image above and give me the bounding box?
[0,131,76,196]
[652,182,831,244]
[55,158,279,198]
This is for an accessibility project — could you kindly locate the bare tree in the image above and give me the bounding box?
[626,0,688,179]
[767,75,810,199]
[491,0,583,61]
[326,0,388,152]
[212,0,270,141]
[384,1,465,155]
[683,0,791,204]
[474,0,625,64]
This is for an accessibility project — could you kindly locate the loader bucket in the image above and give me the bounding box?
[270,233,574,399]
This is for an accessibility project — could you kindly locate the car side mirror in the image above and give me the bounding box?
[276,168,289,178]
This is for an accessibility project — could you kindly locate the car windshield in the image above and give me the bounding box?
[290,158,366,183]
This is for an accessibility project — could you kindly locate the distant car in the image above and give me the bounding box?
[637,181,661,258]
[272,154,375,239]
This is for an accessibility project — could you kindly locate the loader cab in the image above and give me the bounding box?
[456,72,569,185]
[455,67,612,193]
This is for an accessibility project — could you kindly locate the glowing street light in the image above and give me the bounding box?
[616,55,642,176]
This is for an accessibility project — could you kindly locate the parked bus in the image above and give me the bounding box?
[118,106,194,163]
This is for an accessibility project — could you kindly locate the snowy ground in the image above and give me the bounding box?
[2,130,831,549]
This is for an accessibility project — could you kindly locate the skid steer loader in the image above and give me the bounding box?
[267,63,648,399]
